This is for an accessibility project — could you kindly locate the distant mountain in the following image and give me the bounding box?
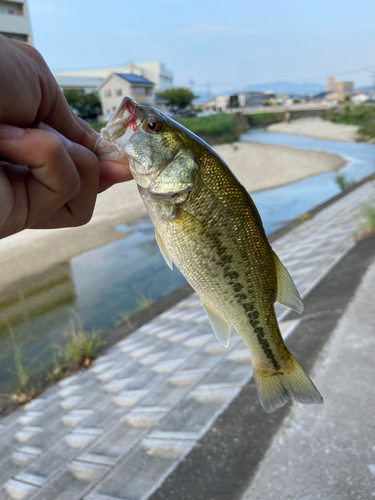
[356,86,373,94]
[242,82,325,95]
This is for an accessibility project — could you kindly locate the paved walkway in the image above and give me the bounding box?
[0,181,374,500]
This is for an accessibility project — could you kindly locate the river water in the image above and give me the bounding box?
[0,130,374,394]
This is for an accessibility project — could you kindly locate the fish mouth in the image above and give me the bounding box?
[95,97,140,162]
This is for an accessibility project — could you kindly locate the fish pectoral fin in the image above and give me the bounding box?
[154,229,173,270]
[201,301,231,347]
[273,251,303,314]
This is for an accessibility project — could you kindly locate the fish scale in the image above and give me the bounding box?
[98,96,323,414]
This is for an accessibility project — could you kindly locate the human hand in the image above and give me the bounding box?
[0,36,131,238]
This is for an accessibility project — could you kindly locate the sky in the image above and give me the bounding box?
[28,0,375,93]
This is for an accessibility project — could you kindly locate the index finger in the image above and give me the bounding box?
[15,41,100,151]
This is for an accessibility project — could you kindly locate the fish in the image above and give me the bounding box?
[97,97,323,413]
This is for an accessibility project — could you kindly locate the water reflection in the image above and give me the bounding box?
[0,263,77,393]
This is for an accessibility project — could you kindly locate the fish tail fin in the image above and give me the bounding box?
[253,355,323,414]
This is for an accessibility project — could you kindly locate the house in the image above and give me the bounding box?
[352,93,369,105]
[154,95,169,113]
[98,73,154,120]
[311,91,339,104]
[0,0,33,43]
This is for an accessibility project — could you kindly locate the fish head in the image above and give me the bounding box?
[97,97,185,191]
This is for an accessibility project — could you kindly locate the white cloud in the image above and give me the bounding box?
[180,24,263,36]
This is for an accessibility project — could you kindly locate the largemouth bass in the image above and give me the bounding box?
[97,97,323,413]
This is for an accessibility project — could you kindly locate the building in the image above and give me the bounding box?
[352,92,369,105]
[326,77,354,96]
[98,73,154,119]
[237,91,264,107]
[54,61,173,94]
[54,76,104,94]
[0,0,33,43]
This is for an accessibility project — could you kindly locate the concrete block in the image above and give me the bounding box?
[2,479,37,500]
[88,438,194,500]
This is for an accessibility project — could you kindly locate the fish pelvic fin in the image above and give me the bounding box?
[154,229,173,270]
[201,301,231,347]
[273,251,304,314]
[253,354,323,414]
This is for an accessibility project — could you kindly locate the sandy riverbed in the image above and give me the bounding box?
[268,117,359,142]
[0,128,348,293]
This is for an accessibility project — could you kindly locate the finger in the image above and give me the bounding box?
[98,159,133,193]
[2,40,99,151]
[0,164,14,228]
[31,124,100,228]
[0,125,80,226]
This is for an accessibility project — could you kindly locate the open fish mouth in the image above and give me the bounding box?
[95,97,141,162]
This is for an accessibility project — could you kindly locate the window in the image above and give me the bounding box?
[145,88,152,96]
[104,90,111,98]
[112,107,116,111]
[133,87,144,95]
[0,8,16,14]
[115,89,122,96]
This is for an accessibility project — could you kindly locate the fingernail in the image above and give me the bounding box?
[0,125,24,140]
[38,122,73,148]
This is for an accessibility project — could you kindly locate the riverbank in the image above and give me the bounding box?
[268,117,359,142]
[0,140,345,293]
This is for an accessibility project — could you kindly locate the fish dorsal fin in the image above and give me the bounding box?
[154,229,173,270]
[273,251,303,314]
[201,301,231,347]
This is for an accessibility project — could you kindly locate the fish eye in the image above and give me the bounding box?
[144,117,163,133]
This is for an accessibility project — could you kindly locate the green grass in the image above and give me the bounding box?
[323,105,375,141]
[334,173,355,192]
[7,321,29,395]
[178,113,248,145]
[63,330,104,367]
[247,112,286,128]
[88,122,106,133]
[358,204,375,236]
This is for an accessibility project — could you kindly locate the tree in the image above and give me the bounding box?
[157,87,198,112]
[63,89,102,120]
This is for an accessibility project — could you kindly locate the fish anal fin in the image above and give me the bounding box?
[154,229,173,270]
[253,354,323,413]
[201,301,231,347]
[273,251,303,314]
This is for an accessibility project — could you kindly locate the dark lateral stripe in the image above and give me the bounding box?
[209,231,281,371]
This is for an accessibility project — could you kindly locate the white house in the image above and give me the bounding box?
[352,93,369,105]
[98,73,154,119]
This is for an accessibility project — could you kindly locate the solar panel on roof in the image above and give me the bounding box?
[116,73,153,85]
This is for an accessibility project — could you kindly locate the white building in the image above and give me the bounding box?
[54,76,104,93]
[352,93,369,105]
[54,61,173,93]
[0,0,33,43]
[98,73,154,119]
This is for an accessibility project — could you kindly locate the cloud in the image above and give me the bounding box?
[179,24,263,36]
